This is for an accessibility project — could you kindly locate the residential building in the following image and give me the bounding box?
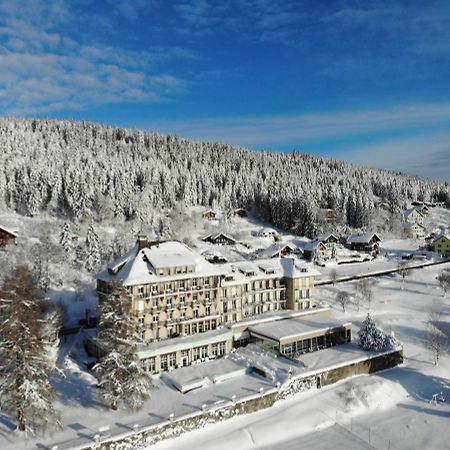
[262,242,299,258]
[202,210,217,220]
[95,237,327,373]
[303,241,329,261]
[432,234,450,256]
[403,208,425,225]
[233,208,247,217]
[347,233,381,255]
[202,233,236,245]
[0,225,17,247]
[402,222,426,239]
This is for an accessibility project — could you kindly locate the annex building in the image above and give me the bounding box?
[93,236,351,373]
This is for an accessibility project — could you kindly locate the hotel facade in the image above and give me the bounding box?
[93,236,350,373]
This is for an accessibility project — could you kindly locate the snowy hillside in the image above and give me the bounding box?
[0,118,449,238]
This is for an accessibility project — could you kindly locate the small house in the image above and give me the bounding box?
[432,234,450,256]
[202,233,236,246]
[256,228,279,238]
[233,208,247,218]
[263,242,300,259]
[303,241,329,261]
[0,225,18,247]
[316,233,339,249]
[403,208,424,225]
[202,210,217,221]
[318,208,337,223]
[402,222,426,239]
[347,233,381,255]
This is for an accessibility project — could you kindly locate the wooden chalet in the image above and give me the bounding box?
[202,210,217,221]
[263,242,299,258]
[0,225,18,247]
[233,208,247,218]
[303,241,329,261]
[316,233,339,249]
[202,233,236,245]
[347,233,381,255]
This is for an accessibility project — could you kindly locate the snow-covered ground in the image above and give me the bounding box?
[0,207,449,450]
[150,262,450,450]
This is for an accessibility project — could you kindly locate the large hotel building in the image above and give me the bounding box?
[93,235,351,373]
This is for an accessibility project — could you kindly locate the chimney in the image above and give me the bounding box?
[136,232,149,250]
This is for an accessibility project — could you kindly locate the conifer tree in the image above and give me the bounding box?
[359,313,386,351]
[94,282,152,411]
[0,266,61,433]
[59,222,74,260]
[85,223,101,273]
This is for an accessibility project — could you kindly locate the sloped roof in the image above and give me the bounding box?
[263,242,298,258]
[316,233,339,243]
[303,240,327,251]
[347,233,381,244]
[404,207,424,218]
[0,225,18,237]
[433,233,450,243]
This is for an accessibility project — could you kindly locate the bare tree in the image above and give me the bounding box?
[425,308,448,365]
[397,262,411,290]
[330,269,338,286]
[336,291,351,312]
[354,278,374,311]
[436,272,450,298]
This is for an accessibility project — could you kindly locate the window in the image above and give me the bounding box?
[200,346,208,358]
[167,311,172,321]
[168,353,176,367]
[179,280,185,290]
[153,314,158,323]
[204,321,210,331]
[193,309,199,318]
[192,323,197,333]
[138,286,144,298]
[206,306,211,316]
[192,278,197,288]
[218,341,226,356]
[152,285,157,293]
[167,297,172,307]
[160,354,168,371]
[138,317,144,325]
[179,295,185,305]
[152,299,158,308]
[147,358,155,373]
[198,322,203,332]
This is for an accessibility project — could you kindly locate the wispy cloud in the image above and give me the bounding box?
[337,132,450,181]
[0,0,193,114]
[145,102,450,147]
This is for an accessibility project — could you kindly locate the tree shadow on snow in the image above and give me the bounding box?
[397,403,450,419]
[379,367,450,403]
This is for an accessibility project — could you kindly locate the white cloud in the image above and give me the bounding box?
[0,0,193,115]
[144,103,450,148]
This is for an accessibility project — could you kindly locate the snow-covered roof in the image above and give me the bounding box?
[221,258,320,286]
[249,316,351,343]
[99,241,321,287]
[262,242,298,258]
[302,241,327,251]
[404,207,424,218]
[202,232,236,243]
[316,233,338,242]
[347,233,381,244]
[136,328,233,359]
[433,233,450,243]
[98,241,228,286]
[0,225,18,237]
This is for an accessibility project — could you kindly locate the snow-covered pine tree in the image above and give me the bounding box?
[358,313,386,351]
[94,282,152,411]
[85,223,101,273]
[59,222,74,260]
[0,266,61,433]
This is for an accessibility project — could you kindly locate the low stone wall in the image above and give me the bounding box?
[320,348,404,387]
[80,347,403,450]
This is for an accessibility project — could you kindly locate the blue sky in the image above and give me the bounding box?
[0,0,449,181]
